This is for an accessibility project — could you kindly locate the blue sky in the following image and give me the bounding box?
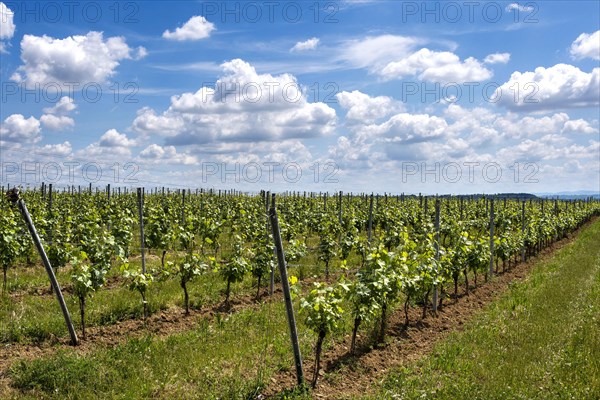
[1,0,599,194]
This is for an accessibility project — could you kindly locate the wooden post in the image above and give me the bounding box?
[521,201,526,262]
[489,199,495,278]
[266,191,275,296]
[181,190,186,226]
[47,184,53,245]
[137,188,146,274]
[367,193,374,245]
[432,198,441,312]
[8,189,78,345]
[338,190,343,224]
[269,194,305,387]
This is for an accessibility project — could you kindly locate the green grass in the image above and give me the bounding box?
[364,219,600,400]
[0,233,358,344]
[8,300,315,399]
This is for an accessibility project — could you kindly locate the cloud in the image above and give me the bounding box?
[290,37,319,52]
[329,106,448,168]
[443,104,502,147]
[492,112,570,139]
[336,90,404,123]
[446,104,598,142]
[139,144,197,165]
[376,113,448,143]
[202,140,313,165]
[337,35,491,84]
[38,141,73,157]
[495,64,600,110]
[40,114,75,131]
[131,107,184,137]
[40,96,77,130]
[11,31,145,86]
[506,3,534,12]
[131,59,336,144]
[570,30,600,61]
[381,48,492,83]
[76,129,137,159]
[0,2,15,53]
[338,34,424,70]
[98,129,137,147]
[135,46,148,60]
[562,119,598,134]
[328,99,599,176]
[0,114,41,143]
[328,135,374,167]
[0,2,15,39]
[484,52,511,64]
[496,135,598,165]
[43,96,77,115]
[163,16,215,41]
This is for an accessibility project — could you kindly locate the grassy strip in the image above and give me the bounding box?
[365,219,600,400]
[0,238,359,344]
[7,299,316,399]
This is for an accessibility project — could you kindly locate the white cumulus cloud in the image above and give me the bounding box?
[40,114,75,131]
[139,144,197,165]
[98,129,137,147]
[163,16,215,41]
[484,53,511,64]
[131,59,336,145]
[11,31,146,86]
[495,64,599,110]
[381,48,492,83]
[336,90,404,123]
[0,2,15,53]
[38,142,73,157]
[0,114,41,143]
[76,129,137,159]
[0,2,15,39]
[562,119,598,134]
[291,37,319,52]
[570,30,600,60]
[43,96,77,115]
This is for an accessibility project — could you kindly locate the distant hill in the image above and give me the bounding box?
[491,193,539,200]
[535,191,600,200]
[439,193,538,200]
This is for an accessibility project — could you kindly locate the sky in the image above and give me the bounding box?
[0,0,599,195]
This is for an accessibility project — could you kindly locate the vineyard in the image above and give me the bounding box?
[0,186,599,398]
